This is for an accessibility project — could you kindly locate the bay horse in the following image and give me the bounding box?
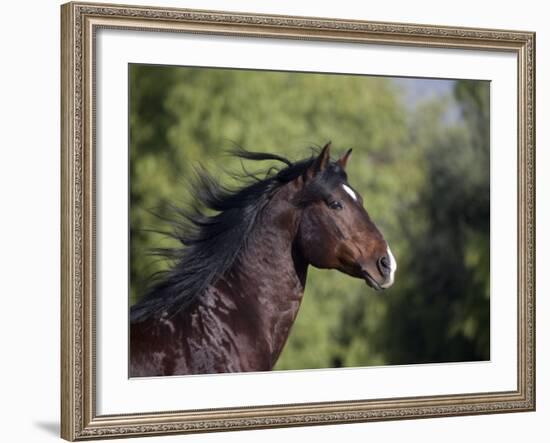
[130,143,396,376]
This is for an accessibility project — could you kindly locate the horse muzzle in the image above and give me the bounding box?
[361,269,384,291]
[361,247,397,291]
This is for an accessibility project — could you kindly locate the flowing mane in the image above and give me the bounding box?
[130,149,319,322]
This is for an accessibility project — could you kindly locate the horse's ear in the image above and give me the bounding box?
[337,148,352,170]
[307,142,331,178]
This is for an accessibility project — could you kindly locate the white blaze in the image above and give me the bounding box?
[342,184,357,201]
[381,246,397,289]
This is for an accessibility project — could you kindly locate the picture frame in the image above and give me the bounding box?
[60,1,536,440]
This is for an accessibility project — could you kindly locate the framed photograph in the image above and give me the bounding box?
[61,1,536,440]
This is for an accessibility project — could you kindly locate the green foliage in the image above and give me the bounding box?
[129,64,490,369]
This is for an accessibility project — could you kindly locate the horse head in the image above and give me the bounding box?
[295,142,396,290]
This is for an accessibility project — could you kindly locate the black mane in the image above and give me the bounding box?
[130,148,345,322]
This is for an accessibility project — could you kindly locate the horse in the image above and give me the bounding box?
[130,142,396,376]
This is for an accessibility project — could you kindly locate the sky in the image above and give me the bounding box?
[391,77,461,123]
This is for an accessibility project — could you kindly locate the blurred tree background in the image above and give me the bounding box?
[129,64,490,369]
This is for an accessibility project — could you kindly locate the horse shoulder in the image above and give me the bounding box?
[130,313,188,376]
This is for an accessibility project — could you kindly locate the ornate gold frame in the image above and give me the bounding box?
[61,1,536,440]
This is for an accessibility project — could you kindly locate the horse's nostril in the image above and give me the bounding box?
[377,256,391,276]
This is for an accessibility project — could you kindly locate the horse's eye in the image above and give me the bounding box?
[328,201,343,210]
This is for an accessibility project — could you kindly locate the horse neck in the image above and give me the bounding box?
[212,181,308,364]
